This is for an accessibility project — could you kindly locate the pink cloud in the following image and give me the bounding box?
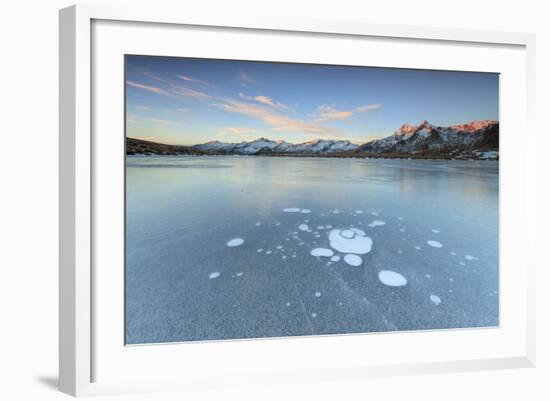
[126,80,168,96]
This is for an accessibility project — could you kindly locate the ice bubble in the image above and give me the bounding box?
[257,248,263,253]
[397,250,403,254]
[298,224,309,231]
[276,245,283,250]
[315,291,322,297]
[425,274,431,278]
[317,225,325,230]
[344,254,363,267]
[209,272,220,279]
[286,302,291,307]
[351,228,366,236]
[300,209,312,214]
[371,212,379,216]
[355,210,364,214]
[465,254,478,261]
[329,229,373,254]
[449,278,454,282]
[398,217,404,221]
[431,229,441,234]
[368,220,386,228]
[255,222,261,226]
[314,234,320,238]
[275,222,281,226]
[283,208,301,212]
[430,295,442,305]
[459,262,466,266]
[310,248,334,257]
[341,229,355,239]
[265,250,272,255]
[331,255,341,262]
[311,313,317,318]
[399,228,406,232]
[236,272,243,277]
[378,270,407,287]
[227,238,244,247]
[326,225,333,229]
[427,240,443,248]
[332,209,341,214]
[450,251,457,256]
[282,255,287,259]
[414,246,422,250]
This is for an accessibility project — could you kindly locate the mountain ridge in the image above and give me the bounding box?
[126,119,499,160]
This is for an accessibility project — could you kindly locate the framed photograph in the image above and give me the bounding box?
[59,4,536,396]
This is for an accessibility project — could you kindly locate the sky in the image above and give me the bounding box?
[125,55,499,146]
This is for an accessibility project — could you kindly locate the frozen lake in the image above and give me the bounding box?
[125,156,499,344]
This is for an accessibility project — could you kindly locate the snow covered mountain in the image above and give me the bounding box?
[127,119,498,159]
[358,120,498,156]
[193,137,359,155]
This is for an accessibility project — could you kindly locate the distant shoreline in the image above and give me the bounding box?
[126,153,499,161]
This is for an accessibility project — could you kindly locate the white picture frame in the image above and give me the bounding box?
[59,4,536,397]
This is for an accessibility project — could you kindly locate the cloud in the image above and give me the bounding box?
[216,99,339,136]
[237,70,256,86]
[223,127,255,135]
[148,118,181,125]
[240,93,289,110]
[177,74,209,86]
[134,105,151,111]
[355,103,383,114]
[126,80,169,96]
[312,103,382,121]
[254,95,290,110]
[313,105,354,121]
[170,85,211,99]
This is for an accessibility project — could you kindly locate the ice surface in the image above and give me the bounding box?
[344,254,363,267]
[427,240,443,248]
[378,270,408,287]
[329,229,373,254]
[227,238,244,247]
[310,248,334,257]
[126,156,499,344]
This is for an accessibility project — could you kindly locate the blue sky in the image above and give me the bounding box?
[126,55,499,145]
